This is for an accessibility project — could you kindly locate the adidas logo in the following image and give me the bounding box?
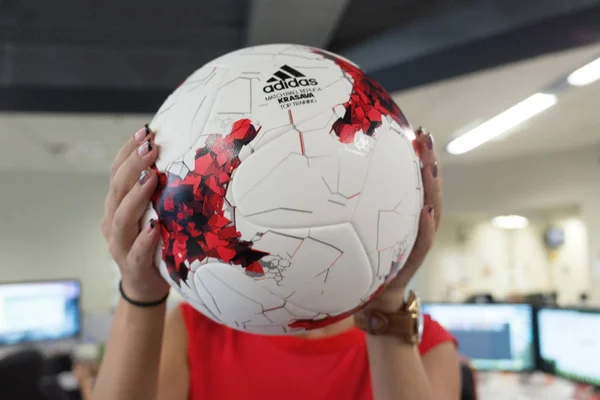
[266,65,306,82]
[263,65,318,93]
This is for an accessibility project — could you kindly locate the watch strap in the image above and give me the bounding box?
[355,290,421,345]
[355,310,419,344]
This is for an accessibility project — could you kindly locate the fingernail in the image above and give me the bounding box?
[138,169,150,185]
[431,162,438,178]
[146,219,155,233]
[415,126,424,136]
[428,205,435,216]
[134,124,151,143]
[412,140,421,156]
[138,139,152,157]
[425,134,433,150]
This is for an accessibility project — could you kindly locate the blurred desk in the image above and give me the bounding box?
[478,372,600,400]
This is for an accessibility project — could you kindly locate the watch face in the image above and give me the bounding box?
[417,300,423,343]
[415,294,423,343]
[405,290,423,344]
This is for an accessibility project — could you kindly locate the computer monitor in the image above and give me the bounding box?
[0,280,81,346]
[422,303,535,371]
[537,307,600,387]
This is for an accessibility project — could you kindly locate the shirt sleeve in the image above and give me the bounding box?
[418,314,458,355]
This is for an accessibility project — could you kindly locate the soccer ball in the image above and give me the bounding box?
[144,44,423,335]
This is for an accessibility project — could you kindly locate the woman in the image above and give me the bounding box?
[93,126,460,400]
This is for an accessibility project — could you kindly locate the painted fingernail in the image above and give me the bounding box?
[425,134,434,150]
[146,219,155,233]
[412,140,421,156]
[138,139,152,157]
[138,169,150,185]
[428,205,434,216]
[431,162,438,178]
[134,124,151,143]
[415,126,424,136]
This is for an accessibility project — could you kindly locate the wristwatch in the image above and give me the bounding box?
[355,290,423,345]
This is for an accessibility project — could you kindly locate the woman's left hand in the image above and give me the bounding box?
[366,128,442,312]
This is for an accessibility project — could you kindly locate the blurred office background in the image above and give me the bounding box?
[1,0,600,399]
[2,0,600,311]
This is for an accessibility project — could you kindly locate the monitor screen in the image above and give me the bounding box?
[0,280,81,345]
[537,308,600,386]
[422,303,535,371]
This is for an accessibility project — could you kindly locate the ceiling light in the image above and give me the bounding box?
[446,93,557,155]
[491,215,529,230]
[567,56,600,87]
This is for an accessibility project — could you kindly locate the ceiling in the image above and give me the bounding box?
[3,0,600,113]
[0,0,470,89]
[1,43,599,175]
[394,42,600,164]
[1,0,599,176]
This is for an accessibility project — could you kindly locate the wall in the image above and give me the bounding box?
[442,143,600,216]
[0,142,598,312]
[582,196,600,306]
[441,143,600,304]
[0,171,115,312]
[417,216,589,305]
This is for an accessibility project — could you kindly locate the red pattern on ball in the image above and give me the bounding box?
[313,49,409,144]
[151,119,268,285]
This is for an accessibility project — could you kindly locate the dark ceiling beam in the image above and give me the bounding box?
[3,1,600,113]
[369,2,600,93]
[0,29,240,89]
[245,0,349,48]
[342,0,600,73]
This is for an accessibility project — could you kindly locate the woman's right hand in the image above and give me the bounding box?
[101,125,170,302]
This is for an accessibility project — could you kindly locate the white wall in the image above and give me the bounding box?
[0,171,115,312]
[1,141,598,312]
[416,216,589,305]
[549,218,590,304]
[443,143,600,304]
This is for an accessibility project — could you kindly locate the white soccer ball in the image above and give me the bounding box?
[144,44,423,335]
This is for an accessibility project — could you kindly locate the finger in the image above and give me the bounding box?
[104,127,151,239]
[422,162,442,231]
[112,169,158,253]
[410,205,436,263]
[110,125,151,179]
[127,218,161,271]
[104,137,157,235]
[415,127,437,170]
[389,205,435,289]
[415,128,442,230]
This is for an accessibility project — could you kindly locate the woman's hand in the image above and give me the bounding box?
[101,125,169,302]
[367,128,442,311]
[74,361,99,400]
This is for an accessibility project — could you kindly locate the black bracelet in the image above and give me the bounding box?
[119,281,169,307]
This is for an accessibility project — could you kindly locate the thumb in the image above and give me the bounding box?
[387,205,435,290]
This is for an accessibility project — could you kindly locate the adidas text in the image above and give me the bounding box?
[263,78,318,93]
[277,92,315,104]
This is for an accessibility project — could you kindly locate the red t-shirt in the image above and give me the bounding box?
[180,303,455,400]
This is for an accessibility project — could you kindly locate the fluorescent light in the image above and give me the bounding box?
[446,93,557,155]
[491,215,529,230]
[568,57,600,87]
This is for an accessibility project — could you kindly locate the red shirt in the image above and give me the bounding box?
[180,303,455,400]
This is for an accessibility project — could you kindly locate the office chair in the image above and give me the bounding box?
[0,348,47,400]
[460,361,478,400]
